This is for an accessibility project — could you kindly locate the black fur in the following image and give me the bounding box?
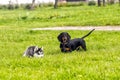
[59,29,95,52]
[57,32,71,43]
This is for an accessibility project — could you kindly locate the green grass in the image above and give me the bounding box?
[0,29,120,80]
[0,4,120,28]
[0,5,120,80]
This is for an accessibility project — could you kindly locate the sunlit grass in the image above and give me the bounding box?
[0,28,120,80]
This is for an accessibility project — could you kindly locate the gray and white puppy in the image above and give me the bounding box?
[23,46,44,57]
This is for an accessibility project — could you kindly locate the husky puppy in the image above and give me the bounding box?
[23,46,44,57]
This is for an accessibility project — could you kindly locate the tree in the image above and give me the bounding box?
[103,0,105,6]
[98,0,101,6]
[119,0,120,6]
[8,0,14,9]
[15,0,19,9]
[31,0,36,10]
[54,0,58,9]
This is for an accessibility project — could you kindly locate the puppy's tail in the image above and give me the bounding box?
[81,29,95,39]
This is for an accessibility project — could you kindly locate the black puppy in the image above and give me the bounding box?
[59,29,95,52]
[57,32,71,52]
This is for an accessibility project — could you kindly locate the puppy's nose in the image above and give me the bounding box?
[63,39,66,42]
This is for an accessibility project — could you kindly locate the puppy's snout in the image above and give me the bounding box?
[63,38,66,42]
[62,37,67,42]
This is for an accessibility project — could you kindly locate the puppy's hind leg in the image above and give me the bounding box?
[81,42,87,51]
[76,46,80,51]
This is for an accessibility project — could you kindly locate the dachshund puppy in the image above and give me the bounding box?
[59,29,95,52]
[57,32,71,52]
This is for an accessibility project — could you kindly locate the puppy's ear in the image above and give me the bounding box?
[67,33,71,41]
[57,33,62,42]
[34,46,38,52]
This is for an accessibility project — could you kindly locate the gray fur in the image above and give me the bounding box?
[23,46,44,57]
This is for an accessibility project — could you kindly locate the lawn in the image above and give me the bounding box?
[0,4,120,28]
[0,5,120,80]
